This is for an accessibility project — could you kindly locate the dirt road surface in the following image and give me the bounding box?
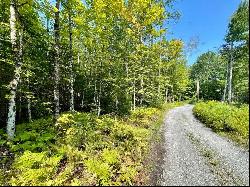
[157,104,249,186]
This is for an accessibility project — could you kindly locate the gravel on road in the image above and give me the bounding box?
[158,104,249,186]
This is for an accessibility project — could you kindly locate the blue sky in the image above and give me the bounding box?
[166,0,241,66]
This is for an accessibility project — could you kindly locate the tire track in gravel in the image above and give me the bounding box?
[158,104,249,186]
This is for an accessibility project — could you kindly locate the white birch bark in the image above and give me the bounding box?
[196,79,200,101]
[227,42,233,103]
[27,97,32,122]
[97,81,101,116]
[53,0,60,119]
[7,1,22,139]
[222,61,230,102]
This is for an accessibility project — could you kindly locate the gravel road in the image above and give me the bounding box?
[158,104,249,186]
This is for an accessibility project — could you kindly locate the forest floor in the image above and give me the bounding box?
[151,104,249,186]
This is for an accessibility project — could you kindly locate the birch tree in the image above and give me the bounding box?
[53,0,60,119]
[6,0,22,139]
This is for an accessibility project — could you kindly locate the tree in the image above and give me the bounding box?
[6,0,22,139]
[1,0,191,136]
[190,51,226,101]
[53,0,60,119]
[224,0,249,103]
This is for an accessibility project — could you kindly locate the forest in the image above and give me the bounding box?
[0,0,249,186]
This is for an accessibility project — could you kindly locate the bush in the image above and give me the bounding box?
[193,101,249,144]
[1,102,183,186]
[10,151,63,186]
[129,107,159,128]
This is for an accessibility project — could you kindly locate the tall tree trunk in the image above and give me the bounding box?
[196,79,200,101]
[27,101,32,124]
[97,81,101,116]
[158,25,163,100]
[27,77,32,122]
[165,88,168,103]
[158,67,161,99]
[222,61,230,102]
[18,28,24,122]
[227,42,233,103]
[18,76,22,121]
[27,97,31,122]
[53,0,60,119]
[19,91,22,121]
[7,1,22,139]
[68,10,74,111]
[133,72,136,111]
[140,77,143,105]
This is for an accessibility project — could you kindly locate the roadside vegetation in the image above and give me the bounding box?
[0,0,248,186]
[193,101,249,147]
[0,102,184,186]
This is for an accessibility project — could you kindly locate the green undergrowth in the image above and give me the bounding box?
[193,101,249,148]
[0,102,184,186]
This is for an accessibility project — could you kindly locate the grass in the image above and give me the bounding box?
[0,102,185,186]
[193,100,249,148]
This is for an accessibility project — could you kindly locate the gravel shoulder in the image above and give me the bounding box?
[157,104,249,186]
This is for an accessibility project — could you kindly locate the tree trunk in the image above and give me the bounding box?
[140,77,143,105]
[94,81,96,105]
[158,67,161,99]
[27,77,32,122]
[53,0,60,119]
[97,81,101,116]
[27,98,32,123]
[179,94,182,101]
[171,86,174,102]
[68,10,74,112]
[196,79,200,101]
[19,92,22,121]
[7,1,22,139]
[115,96,119,112]
[133,73,136,111]
[222,60,230,102]
[165,88,168,103]
[18,76,22,121]
[227,42,233,103]
[81,90,84,109]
